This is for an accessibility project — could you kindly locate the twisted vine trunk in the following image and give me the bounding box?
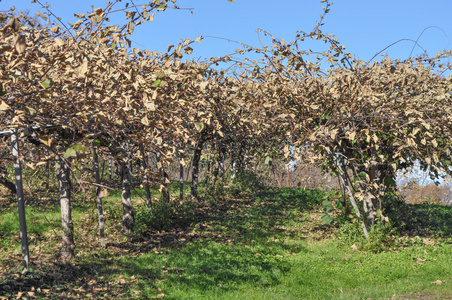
[362,164,379,227]
[211,146,226,186]
[11,129,29,268]
[203,152,211,191]
[155,151,169,203]
[92,143,105,247]
[332,154,369,239]
[120,160,134,234]
[58,156,75,261]
[139,143,152,212]
[191,138,205,200]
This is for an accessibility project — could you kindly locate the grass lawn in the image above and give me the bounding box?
[0,184,451,299]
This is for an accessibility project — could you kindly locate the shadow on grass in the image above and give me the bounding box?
[0,259,131,299]
[83,187,321,295]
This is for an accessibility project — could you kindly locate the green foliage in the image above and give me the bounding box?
[194,121,204,132]
[380,192,411,230]
[336,219,398,253]
[401,202,452,237]
[204,181,226,201]
[321,199,335,224]
[63,147,77,158]
[40,79,52,89]
[151,79,161,87]
[135,200,197,233]
[230,171,266,195]
[363,221,398,252]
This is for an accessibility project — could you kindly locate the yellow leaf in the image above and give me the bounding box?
[0,101,11,111]
[284,145,289,156]
[199,81,208,90]
[49,24,60,33]
[36,11,47,21]
[39,136,52,146]
[13,34,26,54]
[26,163,36,170]
[55,38,64,46]
[144,101,156,111]
[147,12,155,22]
[4,17,20,32]
[72,20,83,30]
[78,59,88,78]
[94,8,103,15]
[141,116,150,126]
[372,134,378,143]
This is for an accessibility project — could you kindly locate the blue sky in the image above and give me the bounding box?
[4,0,452,63]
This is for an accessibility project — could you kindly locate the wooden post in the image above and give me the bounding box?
[11,129,30,268]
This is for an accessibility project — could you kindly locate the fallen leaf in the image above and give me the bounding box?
[431,280,442,285]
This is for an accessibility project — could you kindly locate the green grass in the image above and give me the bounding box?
[0,184,451,299]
